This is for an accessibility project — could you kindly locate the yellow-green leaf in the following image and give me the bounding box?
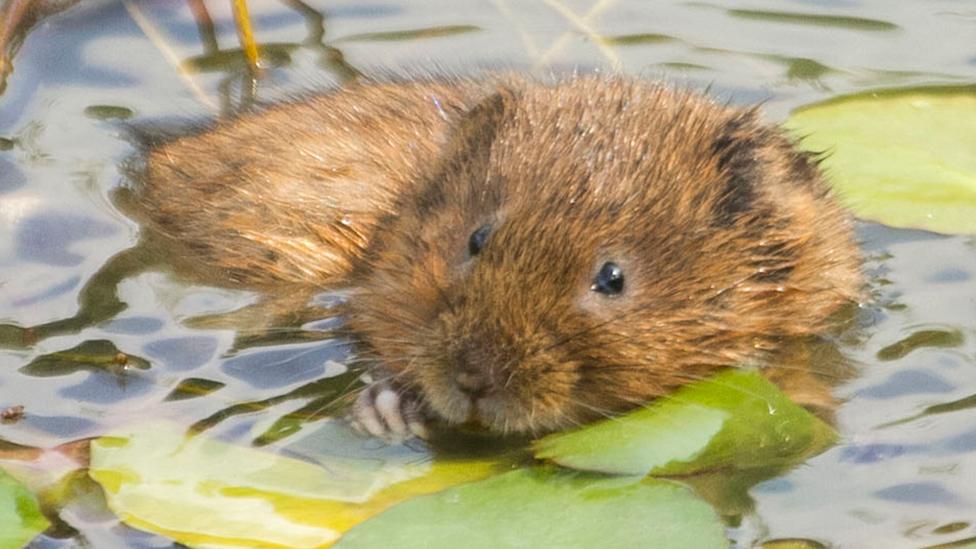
[88,421,496,548]
[784,85,976,235]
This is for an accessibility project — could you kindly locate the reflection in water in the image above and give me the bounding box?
[181,0,360,115]
[143,335,217,371]
[1,1,975,548]
[876,328,965,361]
[16,211,117,266]
[0,0,81,94]
[0,244,151,348]
[725,8,899,31]
[0,156,25,192]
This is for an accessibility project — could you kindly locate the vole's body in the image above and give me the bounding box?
[132,75,861,438]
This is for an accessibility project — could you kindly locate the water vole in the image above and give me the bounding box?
[130,74,861,440]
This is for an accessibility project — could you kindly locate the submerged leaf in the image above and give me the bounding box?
[88,421,496,548]
[534,369,835,476]
[336,468,727,549]
[0,467,50,548]
[784,85,976,235]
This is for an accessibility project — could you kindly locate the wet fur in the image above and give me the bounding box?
[128,74,861,435]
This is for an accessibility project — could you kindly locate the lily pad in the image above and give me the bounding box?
[784,85,976,235]
[336,468,727,549]
[534,369,835,476]
[88,421,496,548]
[0,467,50,548]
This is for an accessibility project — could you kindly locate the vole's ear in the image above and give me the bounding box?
[439,89,514,176]
[711,109,821,227]
[710,110,766,226]
[410,90,514,216]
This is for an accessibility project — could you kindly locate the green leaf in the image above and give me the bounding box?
[534,369,835,476]
[0,467,50,548]
[783,85,976,235]
[88,421,497,548]
[336,468,727,549]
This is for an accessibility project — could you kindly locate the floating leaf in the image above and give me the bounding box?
[334,25,479,42]
[784,86,976,235]
[19,339,149,377]
[0,467,50,548]
[89,422,497,548]
[336,468,727,549]
[535,369,835,476]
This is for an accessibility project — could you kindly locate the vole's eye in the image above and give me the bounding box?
[591,262,624,295]
[468,224,492,256]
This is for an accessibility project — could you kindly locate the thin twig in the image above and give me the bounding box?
[231,0,260,72]
[122,0,217,111]
[535,0,619,70]
[490,0,540,60]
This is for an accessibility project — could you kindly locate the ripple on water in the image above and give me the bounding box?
[221,342,348,389]
[143,336,219,372]
[858,369,956,399]
[15,211,117,266]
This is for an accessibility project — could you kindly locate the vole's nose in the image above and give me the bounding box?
[454,346,495,398]
[455,368,490,398]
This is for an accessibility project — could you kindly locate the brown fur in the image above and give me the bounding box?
[130,74,862,435]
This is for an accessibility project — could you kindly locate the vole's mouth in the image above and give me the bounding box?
[424,388,513,432]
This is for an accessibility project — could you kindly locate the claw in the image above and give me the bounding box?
[349,382,429,442]
[374,388,408,437]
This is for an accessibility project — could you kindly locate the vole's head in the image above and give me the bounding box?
[348,77,860,435]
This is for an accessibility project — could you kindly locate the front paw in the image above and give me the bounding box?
[350,382,429,442]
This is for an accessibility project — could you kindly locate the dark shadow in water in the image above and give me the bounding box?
[184,0,360,116]
[189,367,362,445]
[0,244,153,349]
[0,0,80,95]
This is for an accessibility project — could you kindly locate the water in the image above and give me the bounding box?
[1,1,974,547]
